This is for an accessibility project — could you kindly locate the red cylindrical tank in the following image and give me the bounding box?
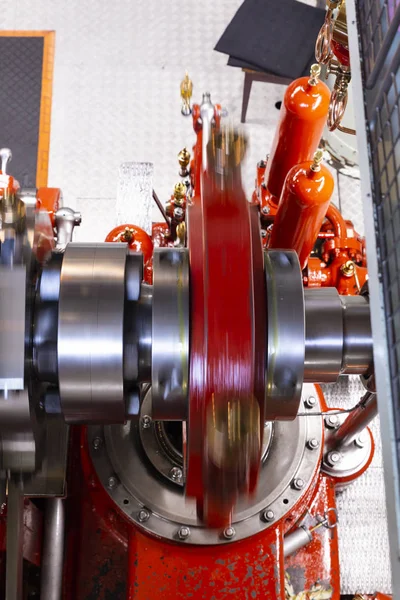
[264,64,330,205]
[269,150,334,269]
[105,224,153,265]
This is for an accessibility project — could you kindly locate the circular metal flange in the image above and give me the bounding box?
[151,248,189,421]
[322,410,373,480]
[88,383,323,545]
[264,250,305,420]
[58,243,129,423]
[138,387,274,487]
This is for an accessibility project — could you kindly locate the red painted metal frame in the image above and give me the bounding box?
[65,386,346,600]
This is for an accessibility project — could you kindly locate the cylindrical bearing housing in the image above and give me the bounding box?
[304,288,373,382]
[58,243,132,423]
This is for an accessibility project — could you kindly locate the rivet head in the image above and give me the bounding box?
[307,438,320,450]
[141,415,152,429]
[292,478,305,491]
[261,229,267,238]
[107,476,117,489]
[262,206,270,215]
[223,526,236,539]
[262,509,275,522]
[170,467,183,481]
[138,509,150,523]
[304,396,316,409]
[178,526,190,540]
[92,437,103,450]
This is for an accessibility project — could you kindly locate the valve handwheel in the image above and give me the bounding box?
[186,129,266,527]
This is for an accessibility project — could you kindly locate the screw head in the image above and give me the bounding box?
[307,438,320,450]
[223,526,236,539]
[138,509,150,523]
[170,467,183,481]
[292,478,305,490]
[325,414,339,429]
[107,476,117,489]
[262,509,275,522]
[178,526,190,540]
[304,396,316,409]
[93,437,103,450]
[326,451,342,467]
[141,415,152,429]
[262,206,270,215]
[261,229,267,238]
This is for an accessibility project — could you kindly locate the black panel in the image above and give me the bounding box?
[0,36,44,188]
[215,0,325,79]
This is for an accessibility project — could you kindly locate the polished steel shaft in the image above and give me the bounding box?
[304,288,373,383]
[330,390,378,448]
[40,499,65,600]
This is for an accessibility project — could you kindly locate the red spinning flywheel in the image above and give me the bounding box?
[186,129,266,527]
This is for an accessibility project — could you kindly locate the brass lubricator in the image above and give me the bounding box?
[178,147,191,177]
[340,260,360,291]
[180,72,193,116]
[173,182,186,207]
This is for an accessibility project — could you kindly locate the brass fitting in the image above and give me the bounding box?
[178,147,191,177]
[122,227,135,243]
[173,182,186,206]
[340,260,355,277]
[180,72,193,116]
[308,63,321,86]
[176,221,186,246]
[310,149,324,172]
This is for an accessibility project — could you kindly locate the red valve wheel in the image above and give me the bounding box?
[186,130,266,527]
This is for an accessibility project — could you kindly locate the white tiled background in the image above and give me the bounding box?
[1,0,391,593]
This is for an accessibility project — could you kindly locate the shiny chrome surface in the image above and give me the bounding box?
[200,92,215,171]
[304,288,343,382]
[322,409,373,479]
[304,289,372,382]
[0,391,37,473]
[0,267,26,390]
[264,250,305,420]
[54,207,81,252]
[330,389,377,448]
[58,243,127,423]
[151,248,189,421]
[89,384,323,545]
[6,476,24,600]
[341,295,373,374]
[40,498,65,600]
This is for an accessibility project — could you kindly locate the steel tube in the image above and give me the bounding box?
[304,289,373,382]
[40,498,65,600]
[6,477,24,600]
[330,390,378,448]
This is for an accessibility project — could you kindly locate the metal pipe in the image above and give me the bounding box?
[304,289,373,382]
[152,190,170,226]
[330,390,378,448]
[40,498,65,600]
[6,477,24,600]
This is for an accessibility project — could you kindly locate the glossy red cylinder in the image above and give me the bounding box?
[269,159,334,270]
[264,74,330,204]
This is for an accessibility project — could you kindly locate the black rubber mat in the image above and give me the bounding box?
[0,36,44,187]
[215,0,324,79]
